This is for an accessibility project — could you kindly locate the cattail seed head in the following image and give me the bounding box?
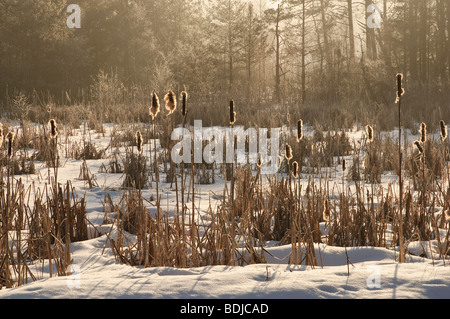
[0,123,3,146]
[6,131,14,158]
[365,125,373,143]
[322,199,330,222]
[342,159,347,172]
[292,161,299,178]
[285,143,293,161]
[229,99,236,125]
[136,130,143,154]
[49,119,58,139]
[150,91,160,120]
[420,122,427,143]
[297,119,303,142]
[414,140,424,154]
[278,155,284,169]
[164,90,177,115]
[440,120,447,141]
[181,91,188,117]
[256,154,263,169]
[396,73,405,103]
[444,209,450,222]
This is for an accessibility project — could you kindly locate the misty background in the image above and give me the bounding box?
[0,0,449,131]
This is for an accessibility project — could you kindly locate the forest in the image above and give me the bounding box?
[0,0,450,131]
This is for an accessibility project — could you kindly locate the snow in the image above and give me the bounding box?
[0,122,449,301]
[1,238,449,299]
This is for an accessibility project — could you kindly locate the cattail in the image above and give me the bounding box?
[342,159,347,172]
[229,99,236,125]
[396,73,405,103]
[440,120,447,141]
[6,131,14,158]
[365,125,373,143]
[150,90,160,120]
[164,90,177,115]
[181,91,188,117]
[136,130,143,154]
[285,143,293,161]
[414,140,424,154]
[444,209,450,222]
[278,156,284,169]
[297,119,303,142]
[420,122,427,143]
[322,199,330,222]
[49,119,58,139]
[292,161,299,178]
[256,154,263,169]
[0,123,3,146]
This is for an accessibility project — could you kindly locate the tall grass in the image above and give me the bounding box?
[1,78,450,289]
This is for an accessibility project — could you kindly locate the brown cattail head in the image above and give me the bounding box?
[365,125,373,143]
[285,143,293,161]
[0,123,3,146]
[136,130,143,154]
[414,140,424,154]
[6,131,14,158]
[256,154,263,169]
[292,161,299,178]
[440,120,448,141]
[49,119,57,139]
[164,90,177,115]
[396,73,405,103]
[150,91,160,120]
[229,99,236,125]
[322,199,330,222]
[444,209,450,222]
[342,159,347,172]
[297,119,303,142]
[181,91,188,117]
[420,122,427,143]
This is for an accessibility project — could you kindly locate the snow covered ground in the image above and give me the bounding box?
[0,122,449,302]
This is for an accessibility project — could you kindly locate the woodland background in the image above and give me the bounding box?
[0,0,450,131]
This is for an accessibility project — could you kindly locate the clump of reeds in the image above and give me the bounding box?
[362,124,382,183]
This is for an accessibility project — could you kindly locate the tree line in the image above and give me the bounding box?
[0,0,449,129]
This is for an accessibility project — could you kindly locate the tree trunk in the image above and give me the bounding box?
[347,0,355,62]
[275,4,281,104]
[301,0,306,104]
